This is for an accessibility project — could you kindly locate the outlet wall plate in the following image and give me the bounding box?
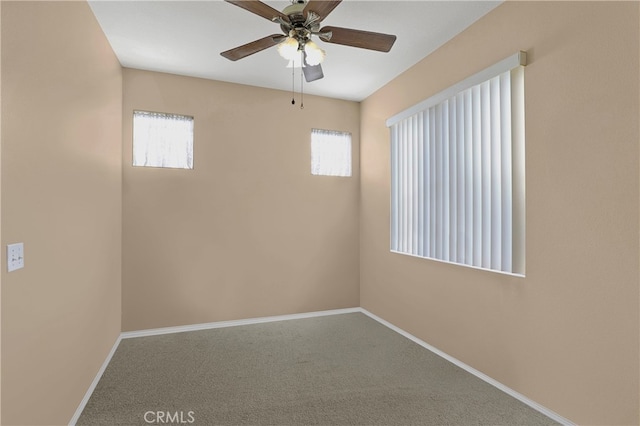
[7,242,24,272]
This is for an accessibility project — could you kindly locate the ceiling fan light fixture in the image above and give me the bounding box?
[277,37,300,61]
[221,0,397,96]
[304,41,325,66]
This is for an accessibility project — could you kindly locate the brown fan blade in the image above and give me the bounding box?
[303,0,342,22]
[319,26,396,52]
[225,0,289,23]
[221,34,286,61]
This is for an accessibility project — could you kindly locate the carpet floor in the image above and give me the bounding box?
[77,312,557,425]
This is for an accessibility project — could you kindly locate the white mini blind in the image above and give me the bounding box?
[311,128,352,177]
[133,111,194,169]
[388,52,526,275]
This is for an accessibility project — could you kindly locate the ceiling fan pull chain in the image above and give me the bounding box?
[291,61,296,105]
[300,53,304,109]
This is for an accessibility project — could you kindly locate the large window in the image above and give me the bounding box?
[386,52,526,275]
[133,110,194,169]
[311,128,352,177]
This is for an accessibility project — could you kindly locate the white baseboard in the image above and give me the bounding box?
[120,307,362,339]
[68,333,122,426]
[359,308,575,426]
[71,306,572,426]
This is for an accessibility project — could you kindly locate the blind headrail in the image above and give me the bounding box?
[386,51,527,128]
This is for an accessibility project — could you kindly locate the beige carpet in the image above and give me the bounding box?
[77,312,557,425]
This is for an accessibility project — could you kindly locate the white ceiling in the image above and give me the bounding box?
[88,1,501,102]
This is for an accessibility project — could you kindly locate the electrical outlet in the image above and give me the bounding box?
[7,243,24,272]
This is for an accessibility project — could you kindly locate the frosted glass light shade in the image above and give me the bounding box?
[278,37,299,61]
[304,41,325,66]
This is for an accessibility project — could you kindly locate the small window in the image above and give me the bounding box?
[133,110,194,169]
[311,128,352,177]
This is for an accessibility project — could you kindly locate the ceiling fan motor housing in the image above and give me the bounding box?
[280,1,321,48]
[282,2,306,22]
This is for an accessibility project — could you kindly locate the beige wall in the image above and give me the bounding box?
[360,2,639,425]
[122,69,360,331]
[1,2,122,425]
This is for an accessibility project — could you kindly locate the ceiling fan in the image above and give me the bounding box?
[220,0,397,83]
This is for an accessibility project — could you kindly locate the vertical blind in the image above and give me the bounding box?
[387,52,525,275]
[311,128,352,177]
[133,111,194,169]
